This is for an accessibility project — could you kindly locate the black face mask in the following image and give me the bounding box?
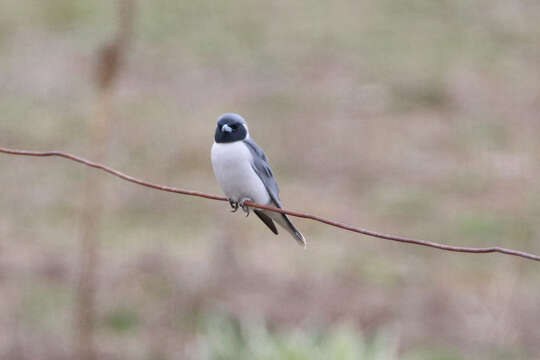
[214,121,247,143]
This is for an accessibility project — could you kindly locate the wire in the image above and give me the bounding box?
[1,146,539,262]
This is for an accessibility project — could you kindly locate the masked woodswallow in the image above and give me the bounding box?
[211,113,306,247]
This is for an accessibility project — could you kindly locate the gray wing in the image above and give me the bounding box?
[242,138,282,207]
[243,138,306,247]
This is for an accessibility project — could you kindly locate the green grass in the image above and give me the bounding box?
[103,308,140,334]
[20,282,73,330]
[198,314,400,360]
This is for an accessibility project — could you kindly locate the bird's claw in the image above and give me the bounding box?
[229,199,239,213]
[228,198,251,217]
[240,198,252,217]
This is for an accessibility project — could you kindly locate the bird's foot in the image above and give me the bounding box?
[239,198,252,217]
[229,199,239,213]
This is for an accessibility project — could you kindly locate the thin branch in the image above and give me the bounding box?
[1,146,539,263]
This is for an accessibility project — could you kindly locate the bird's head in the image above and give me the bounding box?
[214,113,249,143]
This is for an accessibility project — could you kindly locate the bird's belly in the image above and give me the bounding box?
[211,142,271,205]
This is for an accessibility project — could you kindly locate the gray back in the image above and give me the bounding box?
[242,138,282,207]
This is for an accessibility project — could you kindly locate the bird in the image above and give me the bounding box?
[211,113,306,247]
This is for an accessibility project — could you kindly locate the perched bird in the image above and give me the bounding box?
[211,113,306,247]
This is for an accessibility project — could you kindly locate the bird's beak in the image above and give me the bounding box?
[221,124,233,133]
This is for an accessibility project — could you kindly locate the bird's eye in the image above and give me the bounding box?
[230,124,238,130]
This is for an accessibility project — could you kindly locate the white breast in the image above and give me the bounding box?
[211,141,271,205]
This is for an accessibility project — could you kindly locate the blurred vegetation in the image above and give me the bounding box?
[198,314,402,360]
[1,0,540,359]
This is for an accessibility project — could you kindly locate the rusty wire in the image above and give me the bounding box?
[1,146,539,262]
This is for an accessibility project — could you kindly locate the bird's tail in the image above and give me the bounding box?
[266,210,306,248]
[291,228,307,248]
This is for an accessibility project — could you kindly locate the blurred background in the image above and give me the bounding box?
[1,1,540,359]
